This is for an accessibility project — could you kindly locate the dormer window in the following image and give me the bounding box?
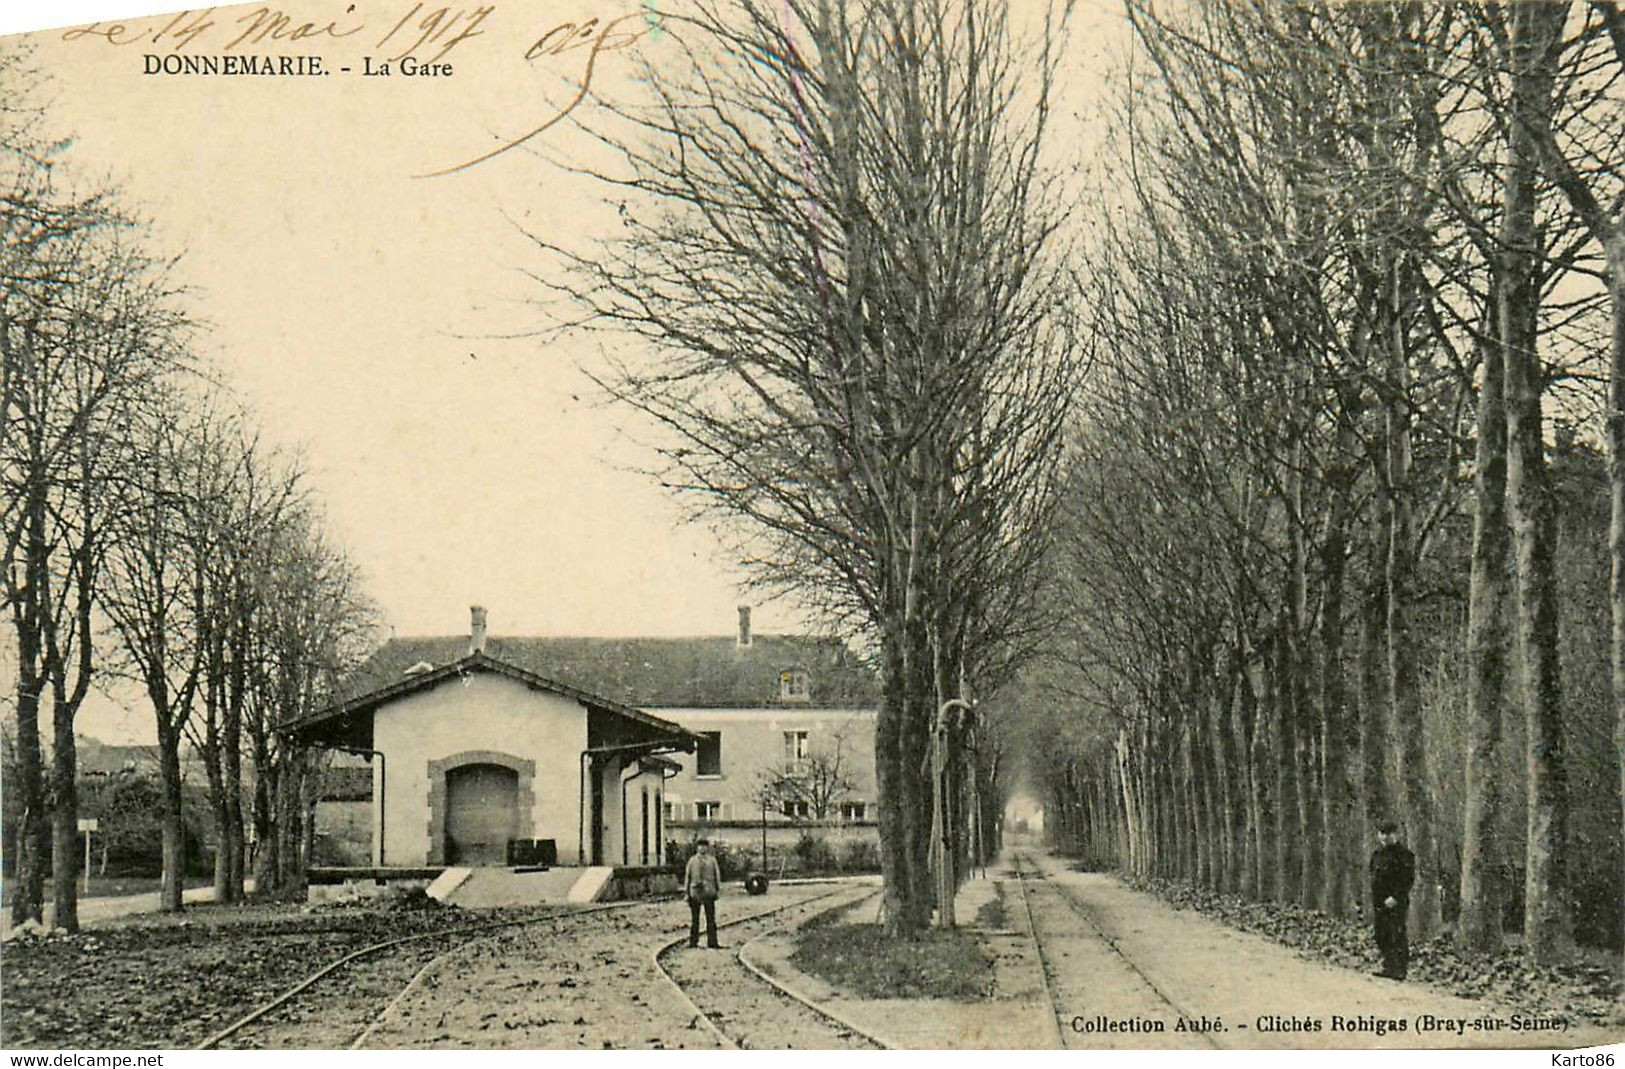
[779,669,810,702]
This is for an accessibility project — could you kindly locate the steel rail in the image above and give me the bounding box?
[648,885,866,1049]
[196,897,648,1050]
[731,888,889,1048]
[1010,853,1072,1049]
[1014,852,1222,1051]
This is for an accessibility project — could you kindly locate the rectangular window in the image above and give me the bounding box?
[840,801,867,822]
[781,799,810,820]
[695,801,721,822]
[783,730,809,771]
[696,732,723,776]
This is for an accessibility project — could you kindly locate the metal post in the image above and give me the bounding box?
[332,746,386,867]
[967,714,982,877]
[578,741,692,866]
[933,699,973,929]
[933,716,948,926]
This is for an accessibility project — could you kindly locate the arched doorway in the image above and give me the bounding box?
[445,763,518,865]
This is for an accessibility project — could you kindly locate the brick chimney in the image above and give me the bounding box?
[736,605,752,648]
[470,605,488,655]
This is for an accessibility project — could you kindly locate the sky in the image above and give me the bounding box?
[2,0,1129,743]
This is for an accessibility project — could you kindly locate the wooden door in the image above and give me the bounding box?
[445,764,518,866]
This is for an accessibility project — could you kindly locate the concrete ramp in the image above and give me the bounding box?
[426,867,472,902]
[444,867,582,908]
[566,866,616,903]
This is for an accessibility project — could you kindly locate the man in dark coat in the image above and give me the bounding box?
[684,839,722,948]
[1369,820,1416,979]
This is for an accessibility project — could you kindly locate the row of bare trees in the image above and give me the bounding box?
[1025,0,1620,964]
[2,47,374,928]
[1033,0,1618,961]
[542,0,1079,934]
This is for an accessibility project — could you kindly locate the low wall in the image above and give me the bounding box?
[305,877,435,904]
[668,822,878,848]
[610,866,681,899]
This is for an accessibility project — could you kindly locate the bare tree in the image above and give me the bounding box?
[1509,0,1625,967]
[1497,0,1578,963]
[537,0,1079,934]
[102,390,217,911]
[244,516,374,895]
[2,50,188,926]
[756,729,858,822]
[179,419,306,904]
[1020,0,1618,967]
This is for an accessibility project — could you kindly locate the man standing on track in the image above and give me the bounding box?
[685,838,722,949]
[1369,820,1416,980]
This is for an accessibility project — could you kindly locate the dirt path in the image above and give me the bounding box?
[352,884,859,1049]
[657,887,883,1049]
[1017,858,1216,1049]
[1025,854,1622,1050]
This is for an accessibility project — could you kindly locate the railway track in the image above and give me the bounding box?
[197,898,650,1049]
[1009,854,1070,1049]
[201,881,889,1050]
[653,885,888,1049]
[1011,854,1221,1050]
[204,896,653,1046]
[211,866,1199,1052]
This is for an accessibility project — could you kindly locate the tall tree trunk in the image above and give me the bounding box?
[876,625,913,935]
[1185,707,1211,888]
[224,667,246,902]
[1289,490,1321,909]
[901,685,934,928]
[1099,773,1116,866]
[251,744,277,894]
[1215,665,1243,894]
[1320,436,1356,918]
[1607,229,1625,982]
[204,693,231,904]
[1136,715,1158,875]
[1500,0,1571,963]
[159,735,186,911]
[11,477,50,927]
[1522,13,1625,977]
[1170,705,1188,880]
[1271,627,1300,901]
[274,746,305,892]
[11,644,47,926]
[1116,728,1143,875]
[50,688,79,932]
[1460,297,1511,954]
[1387,255,1441,939]
[1243,661,1271,900]
[1359,511,1395,859]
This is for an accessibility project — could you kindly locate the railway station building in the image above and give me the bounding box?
[290,607,880,870]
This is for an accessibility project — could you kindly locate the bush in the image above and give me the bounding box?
[666,838,752,880]
[793,833,836,873]
[837,838,881,874]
